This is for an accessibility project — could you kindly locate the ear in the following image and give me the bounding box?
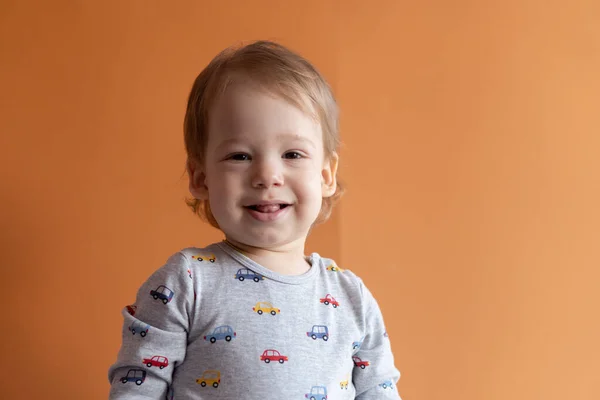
[321,151,339,198]
[187,158,209,200]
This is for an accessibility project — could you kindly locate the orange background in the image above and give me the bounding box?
[1,1,599,399]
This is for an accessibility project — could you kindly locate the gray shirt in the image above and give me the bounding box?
[108,241,401,399]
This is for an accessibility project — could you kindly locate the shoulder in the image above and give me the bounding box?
[316,255,383,307]
[177,242,223,264]
[149,242,224,276]
[316,255,368,293]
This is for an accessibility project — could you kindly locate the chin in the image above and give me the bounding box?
[248,232,289,248]
[234,230,301,249]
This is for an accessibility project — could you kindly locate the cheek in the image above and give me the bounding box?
[294,170,323,199]
[206,168,241,194]
[205,176,231,209]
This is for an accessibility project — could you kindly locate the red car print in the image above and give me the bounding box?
[319,294,339,308]
[353,356,370,369]
[142,355,169,369]
[260,349,288,364]
[126,305,137,316]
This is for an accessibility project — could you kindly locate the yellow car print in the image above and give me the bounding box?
[326,262,344,272]
[196,370,220,388]
[340,378,349,389]
[192,254,216,263]
[253,301,280,316]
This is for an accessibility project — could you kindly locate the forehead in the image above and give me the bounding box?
[207,82,322,145]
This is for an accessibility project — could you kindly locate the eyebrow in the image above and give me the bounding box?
[217,134,317,150]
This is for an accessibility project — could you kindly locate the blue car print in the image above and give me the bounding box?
[379,379,393,389]
[234,268,264,282]
[305,385,327,400]
[150,285,174,304]
[352,338,363,351]
[307,325,329,341]
[120,369,146,385]
[204,325,237,343]
[129,320,149,337]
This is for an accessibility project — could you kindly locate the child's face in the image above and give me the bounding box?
[190,81,337,250]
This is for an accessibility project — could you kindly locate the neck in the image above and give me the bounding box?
[224,237,310,276]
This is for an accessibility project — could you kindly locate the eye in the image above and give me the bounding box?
[283,151,303,159]
[229,153,251,161]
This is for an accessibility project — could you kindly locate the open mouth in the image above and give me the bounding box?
[245,204,290,213]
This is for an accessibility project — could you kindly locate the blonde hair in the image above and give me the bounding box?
[184,40,344,229]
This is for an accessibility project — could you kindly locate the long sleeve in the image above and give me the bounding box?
[353,280,402,399]
[108,252,195,399]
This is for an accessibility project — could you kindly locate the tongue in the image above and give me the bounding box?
[255,204,282,213]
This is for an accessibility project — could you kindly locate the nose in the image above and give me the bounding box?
[251,156,284,188]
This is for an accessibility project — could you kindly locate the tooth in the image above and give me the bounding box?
[256,204,281,213]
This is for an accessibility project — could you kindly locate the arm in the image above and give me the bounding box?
[108,252,195,399]
[353,280,402,399]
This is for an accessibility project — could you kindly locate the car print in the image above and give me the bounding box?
[340,377,349,389]
[192,254,216,262]
[326,262,344,272]
[129,320,149,337]
[204,325,236,343]
[196,370,220,388]
[234,268,264,282]
[149,285,174,304]
[307,325,329,341]
[187,268,192,279]
[353,356,370,369]
[305,385,327,400]
[126,304,137,316]
[352,337,364,351]
[253,301,280,315]
[319,294,339,308]
[120,369,146,385]
[260,349,288,364]
[379,379,394,389]
[142,355,168,369]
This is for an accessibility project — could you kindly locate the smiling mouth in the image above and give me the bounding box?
[245,204,290,213]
